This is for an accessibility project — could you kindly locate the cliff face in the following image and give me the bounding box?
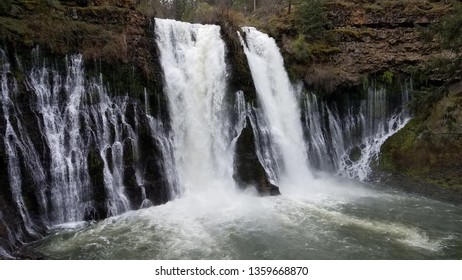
[285,0,451,93]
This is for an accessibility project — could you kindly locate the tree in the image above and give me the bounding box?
[410,2,462,113]
[433,2,462,53]
[295,0,327,39]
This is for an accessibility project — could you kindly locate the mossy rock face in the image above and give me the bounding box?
[349,146,362,162]
[378,83,462,201]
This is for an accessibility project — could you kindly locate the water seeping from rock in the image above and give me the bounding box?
[0,47,175,254]
[28,54,140,223]
[302,85,411,180]
[1,50,45,238]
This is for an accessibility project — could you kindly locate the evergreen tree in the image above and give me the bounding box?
[295,0,327,39]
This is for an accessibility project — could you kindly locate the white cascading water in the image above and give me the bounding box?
[303,93,341,172]
[146,115,179,200]
[338,86,411,180]
[86,76,136,214]
[29,55,92,223]
[241,28,411,185]
[302,86,411,180]
[144,85,180,201]
[241,27,314,192]
[1,54,40,237]
[28,54,138,223]
[155,19,238,196]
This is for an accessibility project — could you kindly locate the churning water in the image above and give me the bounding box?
[24,183,462,259]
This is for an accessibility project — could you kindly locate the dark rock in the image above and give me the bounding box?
[234,117,280,196]
[142,180,169,206]
[87,149,108,220]
[0,0,12,15]
[219,21,258,103]
[76,0,89,7]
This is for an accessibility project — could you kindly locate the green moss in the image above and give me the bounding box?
[330,28,362,40]
[382,70,394,85]
[291,36,341,61]
[349,146,362,162]
[364,3,383,12]
[379,96,462,192]
[379,118,420,172]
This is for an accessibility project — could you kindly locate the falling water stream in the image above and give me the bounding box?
[1,20,461,259]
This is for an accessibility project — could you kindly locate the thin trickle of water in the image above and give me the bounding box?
[27,53,145,223]
[1,53,41,237]
[302,86,411,180]
[241,27,314,191]
[29,55,92,223]
[155,18,237,195]
[338,86,411,180]
[86,77,135,215]
[147,115,179,199]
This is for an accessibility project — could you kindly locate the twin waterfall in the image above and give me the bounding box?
[0,19,410,256]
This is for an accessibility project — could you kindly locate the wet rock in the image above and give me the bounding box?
[234,117,280,196]
[142,180,169,206]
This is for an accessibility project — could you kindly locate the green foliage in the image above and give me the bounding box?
[428,2,462,52]
[382,70,394,85]
[292,34,311,62]
[290,34,341,63]
[411,2,462,114]
[295,0,327,39]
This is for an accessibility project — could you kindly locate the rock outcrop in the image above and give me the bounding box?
[234,117,280,196]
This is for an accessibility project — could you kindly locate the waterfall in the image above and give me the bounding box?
[1,51,46,237]
[240,27,411,185]
[86,76,136,216]
[0,21,417,257]
[29,55,92,223]
[241,27,314,192]
[28,55,139,223]
[302,85,411,180]
[155,19,238,195]
[337,86,411,180]
[146,115,179,200]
